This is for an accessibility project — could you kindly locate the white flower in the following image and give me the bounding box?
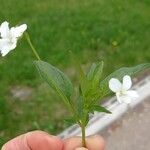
[0,21,27,56]
[109,75,138,104]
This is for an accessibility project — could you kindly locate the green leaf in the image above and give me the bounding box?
[100,63,150,96]
[80,61,104,101]
[90,105,111,114]
[84,113,89,126]
[87,61,104,86]
[34,60,73,105]
[64,117,76,125]
[77,86,84,118]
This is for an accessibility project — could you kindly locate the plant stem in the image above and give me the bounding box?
[25,32,41,60]
[81,124,86,147]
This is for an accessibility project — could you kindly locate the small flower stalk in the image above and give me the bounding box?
[0,21,150,148]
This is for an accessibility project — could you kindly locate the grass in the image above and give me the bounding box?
[0,0,150,146]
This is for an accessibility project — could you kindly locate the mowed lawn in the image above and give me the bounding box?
[0,0,150,146]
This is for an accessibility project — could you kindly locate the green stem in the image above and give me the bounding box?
[81,124,86,147]
[25,32,41,60]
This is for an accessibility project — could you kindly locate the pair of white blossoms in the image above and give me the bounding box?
[0,21,138,104]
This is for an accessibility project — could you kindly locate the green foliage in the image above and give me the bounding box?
[77,90,84,118]
[80,61,104,101]
[34,60,73,106]
[64,117,76,125]
[87,61,104,85]
[34,59,112,127]
[35,59,149,129]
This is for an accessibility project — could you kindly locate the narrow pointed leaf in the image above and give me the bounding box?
[81,61,104,101]
[90,105,111,114]
[64,117,76,125]
[87,61,104,86]
[34,60,73,105]
[77,86,84,118]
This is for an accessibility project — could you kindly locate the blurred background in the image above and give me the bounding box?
[0,0,150,147]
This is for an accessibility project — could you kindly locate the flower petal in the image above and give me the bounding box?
[126,90,139,98]
[109,78,122,92]
[0,39,17,56]
[0,21,10,38]
[116,92,122,103]
[123,75,132,90]
[0,39,9,49]
[10,24,27,38]
[119,95,132,104]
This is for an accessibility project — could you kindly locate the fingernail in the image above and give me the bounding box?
[75,147,88,150]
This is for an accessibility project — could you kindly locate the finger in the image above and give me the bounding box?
[86,135,105,150]
[2,130,63,150]
[63,135,105,150]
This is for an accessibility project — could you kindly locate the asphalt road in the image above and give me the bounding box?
[101,97,150,150]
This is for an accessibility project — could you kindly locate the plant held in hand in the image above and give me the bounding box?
[0,21,150,148]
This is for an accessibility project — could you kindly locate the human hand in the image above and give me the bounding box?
[2,130,105,150]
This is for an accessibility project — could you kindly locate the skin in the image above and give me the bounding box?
[1,130,105,150]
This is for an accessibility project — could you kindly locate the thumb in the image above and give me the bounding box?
[2,131,63,150]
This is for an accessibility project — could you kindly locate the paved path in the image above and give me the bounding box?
[101,97,150,150]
